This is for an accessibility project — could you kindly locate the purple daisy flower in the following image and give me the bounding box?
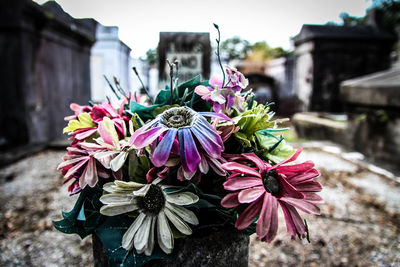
[129,106,231,173]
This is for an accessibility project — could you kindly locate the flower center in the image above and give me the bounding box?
[138,185,165,215]
[161,106,197,128]
[262,169,281,195]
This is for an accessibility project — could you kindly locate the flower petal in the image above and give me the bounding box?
[100,193,133,204]
[279,202,307,239]
[166,192,199,206]
[278,175,305,199]
[293,181,323,192]
[144,216,156,256]
[157,210,174,254]
[238,186,265,203]
[191,122,222,158]
[110,151,129,171]
[165,202,199,225]
[223,177,263,191]
[83,157,98,187]
[199,112,234,122]
[131,125,168,149]
[64,157,89,179]
[221,192,240,208]
[222,162,261,178]
[272,147,303,168]
[134,215,152,252]
[178,128,201,173]
[122,213,146,250]
[280,197,321,215]
[164,208,192,235]
[286,168,320,184]
[235,198,263,230]
[152,128,177,167]
[100,203,138,216]
[241,153,270,172]
[256,193,278,242]
[275,161,315,176]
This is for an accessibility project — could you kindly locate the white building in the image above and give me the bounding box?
[90,24,131,103]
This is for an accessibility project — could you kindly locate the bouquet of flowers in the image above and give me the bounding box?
[54,25,323,266]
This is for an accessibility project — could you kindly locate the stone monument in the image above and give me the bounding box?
[158,32,211,87]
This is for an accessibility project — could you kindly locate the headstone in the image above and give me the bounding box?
[158,32,211,87]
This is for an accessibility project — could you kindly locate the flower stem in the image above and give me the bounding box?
[167,59,174,105]
[103,75,120,100]
[213,23,225,87]
[132,67,154,104]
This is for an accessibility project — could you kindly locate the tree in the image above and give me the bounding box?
[220,36,251,60]
[337,0,400,36]
[247,41,292,61]
[143,48,157,65]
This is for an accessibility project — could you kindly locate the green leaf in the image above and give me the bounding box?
[255,132,296,164]
[131,113,144,131]
[154,89,171,105]
[63,113,95,133]
[128,152,150,183]
[53,185,104,238]
[233,132,252,147]
[130,100,160,121]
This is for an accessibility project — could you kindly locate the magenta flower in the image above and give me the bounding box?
[225,65,249,91]
[195,75,245,114]
[129,106,231,174]
[57,145,112,194]
[221,148,323,242]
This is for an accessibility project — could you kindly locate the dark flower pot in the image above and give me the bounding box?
[93,228,249,267]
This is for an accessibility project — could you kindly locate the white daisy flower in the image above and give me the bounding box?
[100,178,199,256]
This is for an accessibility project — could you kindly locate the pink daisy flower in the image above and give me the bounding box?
[221,148,323,242]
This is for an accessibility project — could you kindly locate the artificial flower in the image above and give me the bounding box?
[224,65,249,91]
[195,76,245,114]
[100,178,199,255]
[221,148,322,242]
[231,103,286,147]
[129,106,231,175]
[57,145,111,194]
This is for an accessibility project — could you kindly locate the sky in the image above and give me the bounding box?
[34,0,371,58]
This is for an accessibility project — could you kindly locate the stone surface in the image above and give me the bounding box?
[340,65,400,165]
[158,32,211,84]
[341,66,400,107]
[0,0,96,149]
[293,24,395,112]
[292,112,349,146]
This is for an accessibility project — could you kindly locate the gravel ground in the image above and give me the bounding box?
[0,144,399,266]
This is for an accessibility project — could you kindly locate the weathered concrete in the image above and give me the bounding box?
[341,65,400,165]
[0,0,96,149]
[292,112,349,146]
[293,24,395,112]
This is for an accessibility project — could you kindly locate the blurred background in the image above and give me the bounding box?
[0,0,399,266]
